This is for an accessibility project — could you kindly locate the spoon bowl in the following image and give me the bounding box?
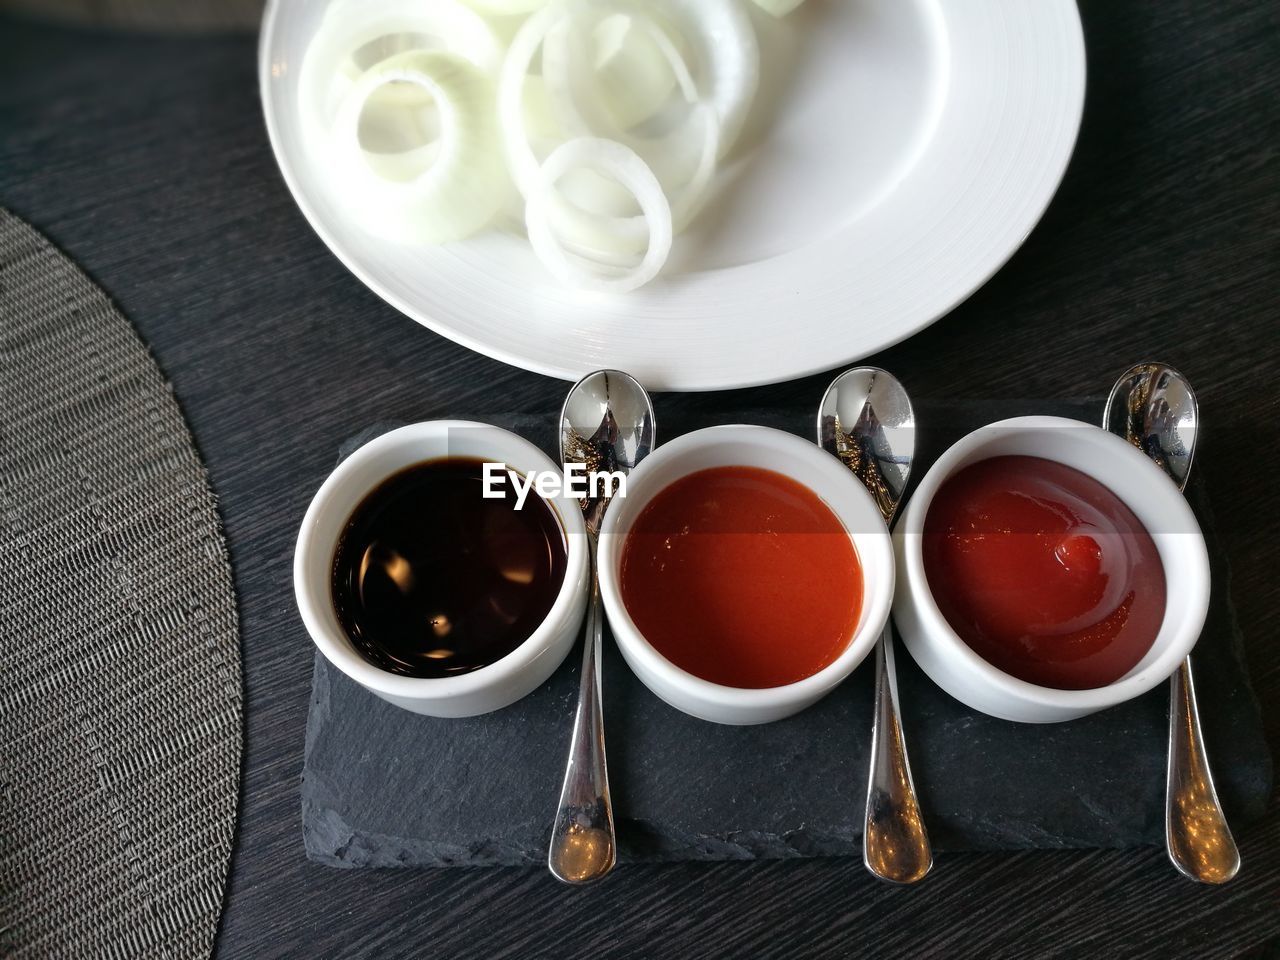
[1104,362,1197,491]
[818,367,916,524]
[561,371,656,535]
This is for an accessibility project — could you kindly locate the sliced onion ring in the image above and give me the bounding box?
[501,2,721,255]
[525,137,673,293]
[590,12,683,130]
[300,0,501,143]
[542,0,758,160]
[541,2,704,185]
[662,0,759,156]
[552,103,718,257]
[333,50,507,244]
[498,3,572,196]
[466,0,550,13]
[750,0,807,16]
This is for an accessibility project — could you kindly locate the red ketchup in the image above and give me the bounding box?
[922,456,1166,690]
[620,466,862,689]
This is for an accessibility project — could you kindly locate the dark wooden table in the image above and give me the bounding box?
[1,2,1276,957]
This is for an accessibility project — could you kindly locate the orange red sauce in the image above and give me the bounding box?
[619,466,862,689]
[923,455,1166,690]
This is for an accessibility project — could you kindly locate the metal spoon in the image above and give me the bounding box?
[818,367,932,884]
[1104,361,1240,884]
[548,369,655,885]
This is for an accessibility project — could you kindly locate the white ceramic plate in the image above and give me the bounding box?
[260,0,1085,391]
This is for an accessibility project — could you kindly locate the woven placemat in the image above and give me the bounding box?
[0,210,242,958]
[0,0,262,32]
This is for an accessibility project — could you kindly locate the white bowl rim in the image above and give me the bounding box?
[598,424,894,710]
[293,420,588,701]
[895,414,1210,710]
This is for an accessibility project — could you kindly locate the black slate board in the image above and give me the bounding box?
[300,401,1272,867]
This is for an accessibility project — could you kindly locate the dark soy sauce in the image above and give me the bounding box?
[332,457,567,678]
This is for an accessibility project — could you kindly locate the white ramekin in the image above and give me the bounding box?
[294,421,588,717]
[893,415,1210,723]
[597,425,894,725]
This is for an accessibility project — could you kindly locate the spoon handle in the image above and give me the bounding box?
[548,546,616,884]
[863,630,932,884]
[1166,655,1240,883]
